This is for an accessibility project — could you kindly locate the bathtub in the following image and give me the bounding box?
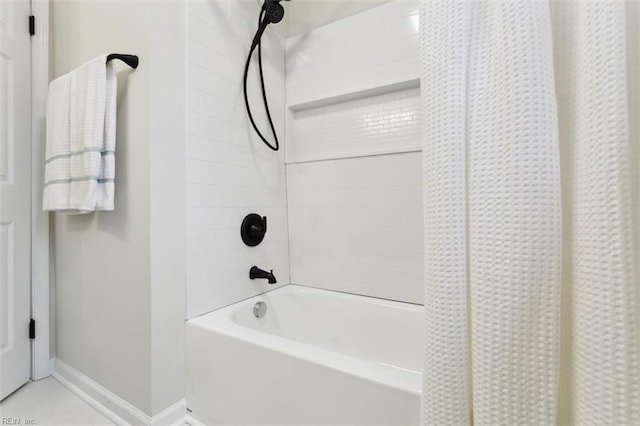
[185,285,423,425]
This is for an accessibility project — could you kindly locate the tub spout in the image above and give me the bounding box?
[249,266,277,284]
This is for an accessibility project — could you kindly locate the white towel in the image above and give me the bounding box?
[43,55,117,213]
[43,73,72,210]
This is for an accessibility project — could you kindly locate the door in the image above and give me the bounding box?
[0,0,32,400]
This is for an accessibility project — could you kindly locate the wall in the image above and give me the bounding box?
[148,2,187,415]
[285,0,393,37]
[186,0,289,319]
[286,0,423,304]
[50,0,186,417]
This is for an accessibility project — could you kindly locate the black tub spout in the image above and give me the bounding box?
[249,266,277,284]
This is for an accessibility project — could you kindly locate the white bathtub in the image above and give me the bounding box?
[185,285,423,425]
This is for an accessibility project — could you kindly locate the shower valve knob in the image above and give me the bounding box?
[241,213,267,246]
[249,223,264,236]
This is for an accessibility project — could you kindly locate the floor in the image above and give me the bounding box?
[0,377,113,425]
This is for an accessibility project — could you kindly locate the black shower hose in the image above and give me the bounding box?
[242,9,279,151]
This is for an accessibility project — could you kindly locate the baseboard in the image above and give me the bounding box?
[51,358,186,425]
[151,400,188,426]
[184,416,205,426]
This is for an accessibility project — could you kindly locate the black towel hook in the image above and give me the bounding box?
[106,54,139,69]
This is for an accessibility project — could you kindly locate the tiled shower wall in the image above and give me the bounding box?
[286,0,424,304]
[186,0,289,318]
[287,87,421,163]
[185,0,423,314]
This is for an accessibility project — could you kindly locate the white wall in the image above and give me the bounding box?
[148,2,187,415]
[51,0,186,417]
[286,0,419,108]
[285,0,393,37]
[186,0,290,319]
[285,0,423,304]
[288,153,423,302]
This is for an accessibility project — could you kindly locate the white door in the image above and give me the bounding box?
[0,0,32,400]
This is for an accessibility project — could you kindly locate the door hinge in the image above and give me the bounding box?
[29,15,35,36]
[29,319,35,339]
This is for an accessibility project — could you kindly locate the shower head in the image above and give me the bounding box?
[263,0,285,24]
[251,0,289,49]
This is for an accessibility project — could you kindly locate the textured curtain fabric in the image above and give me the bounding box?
[421,1,640,425]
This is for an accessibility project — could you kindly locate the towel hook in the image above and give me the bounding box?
[106,54,139,69]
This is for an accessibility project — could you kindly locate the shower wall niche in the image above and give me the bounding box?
[285,0,424,304]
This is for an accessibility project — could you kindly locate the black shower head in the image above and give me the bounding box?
[263,0,285,25]
[251,0,289,50]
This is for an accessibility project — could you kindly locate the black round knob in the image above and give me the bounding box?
[241,214,267,247]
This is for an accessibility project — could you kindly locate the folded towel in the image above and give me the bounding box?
[43,55,117,213]
[43,73,72,211]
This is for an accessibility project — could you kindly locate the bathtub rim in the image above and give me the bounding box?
[187,284,423,396]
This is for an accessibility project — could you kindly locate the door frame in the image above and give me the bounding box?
[30,0,50,381]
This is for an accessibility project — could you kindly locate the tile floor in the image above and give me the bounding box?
[0,377,113,425]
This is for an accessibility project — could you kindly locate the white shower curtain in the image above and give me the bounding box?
[421,1,639,425]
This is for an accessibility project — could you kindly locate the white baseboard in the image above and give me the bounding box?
[51,358,187,425]
[151,400,188,426]
[184,416,205,426]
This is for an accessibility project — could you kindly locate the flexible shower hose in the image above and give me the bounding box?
[243,9,280,151]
